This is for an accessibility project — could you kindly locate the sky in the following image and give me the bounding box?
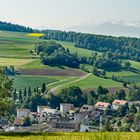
[0,0,140,29]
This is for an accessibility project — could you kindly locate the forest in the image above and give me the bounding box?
[42,30,140,62]
[0,21,33,32]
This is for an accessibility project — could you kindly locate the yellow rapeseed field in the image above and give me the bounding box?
[27,33,45,37]
[0,132,140,140]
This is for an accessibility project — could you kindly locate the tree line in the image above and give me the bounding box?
[42,30,140,62]
[35,41,123,70]
[0,21,33,33]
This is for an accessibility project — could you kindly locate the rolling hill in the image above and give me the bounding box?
[0,24,140,92]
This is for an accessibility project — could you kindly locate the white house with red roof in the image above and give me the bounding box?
[112,99,128,110]
[95,102,111,110]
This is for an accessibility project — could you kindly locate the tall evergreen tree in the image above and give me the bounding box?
[28,86,32,97]
[12,88,17,101]
[41,83,46,93]
[19,89,23,103]
[24,88,27,98]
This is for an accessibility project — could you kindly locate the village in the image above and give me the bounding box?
[1,99,135,132]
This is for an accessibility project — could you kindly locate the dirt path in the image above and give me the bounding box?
[47,73,92,93]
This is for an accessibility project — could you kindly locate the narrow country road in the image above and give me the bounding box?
[47,73,92,93]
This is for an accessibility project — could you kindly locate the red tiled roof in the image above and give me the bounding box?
[112,100,127,105]
[95,102,110,108]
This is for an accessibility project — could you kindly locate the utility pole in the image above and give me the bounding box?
[99,110,103,131]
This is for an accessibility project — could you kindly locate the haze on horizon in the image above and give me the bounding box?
[0,0,140,37]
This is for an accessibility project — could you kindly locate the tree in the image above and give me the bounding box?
[87,90,96,105]
[19,89,23,103]
[29,93,48,112]
[118,106,127,117]
[123,61,131,70]
[101,70,106,78]
[23,88,27,98]
[47,93,60,108]
[104,120,113,131]
[28,86,32,97]
[92,67,98,75]
[23,116,31,126]
[117,90,126,100]
[0,67,13,117]
[12,88,17,101]
[129,104,137,114]
[97,86,108,95]
[58,86,86,107]
[41,83,46,93]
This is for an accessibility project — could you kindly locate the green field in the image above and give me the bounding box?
[0,31,39,58]
[10,75,72,90]
[47,77,79,90]
[18,59,67,70]
[0,132,140,140]
[117,75,140,83]
[61,74,122,89]
[57,41,101,57]
[0,58,33,66]
[129,60,140,71]
[10,75,57,89]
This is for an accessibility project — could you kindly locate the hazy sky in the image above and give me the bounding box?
[0,0,140,29]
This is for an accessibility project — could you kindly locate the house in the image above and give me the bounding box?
[51,121,80,131]
[17,109,30,118]
[80,105,94,113]
[14,117,23,126]
[47,114,60,123]
[95,102,111,110]
[112,100,128,110]
[37,106,48,114]
[60,103,74,114]
[42,107,59,115]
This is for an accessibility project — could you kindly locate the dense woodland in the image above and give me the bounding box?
[42,30,140,62]
[35,41,80,68]
[35,41,123,70]
[0,21,33,32]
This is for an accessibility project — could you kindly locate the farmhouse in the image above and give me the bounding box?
[60,103,74,114]
[37,106,48,114]
[17,109,30,118]
[42,107,59,115]
[112,99,128,110]
[95,102,111,110]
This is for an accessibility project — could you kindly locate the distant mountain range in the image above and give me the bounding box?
[66,21,140,38]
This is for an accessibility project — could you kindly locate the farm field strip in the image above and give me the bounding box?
[0,58,33,66]
[10,75,63,90]
[1,132,140,140]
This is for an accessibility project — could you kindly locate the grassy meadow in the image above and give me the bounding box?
[57,41,101,57]
[60,74,122,90]
[0,132,140,140]
[10,75,60,90]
